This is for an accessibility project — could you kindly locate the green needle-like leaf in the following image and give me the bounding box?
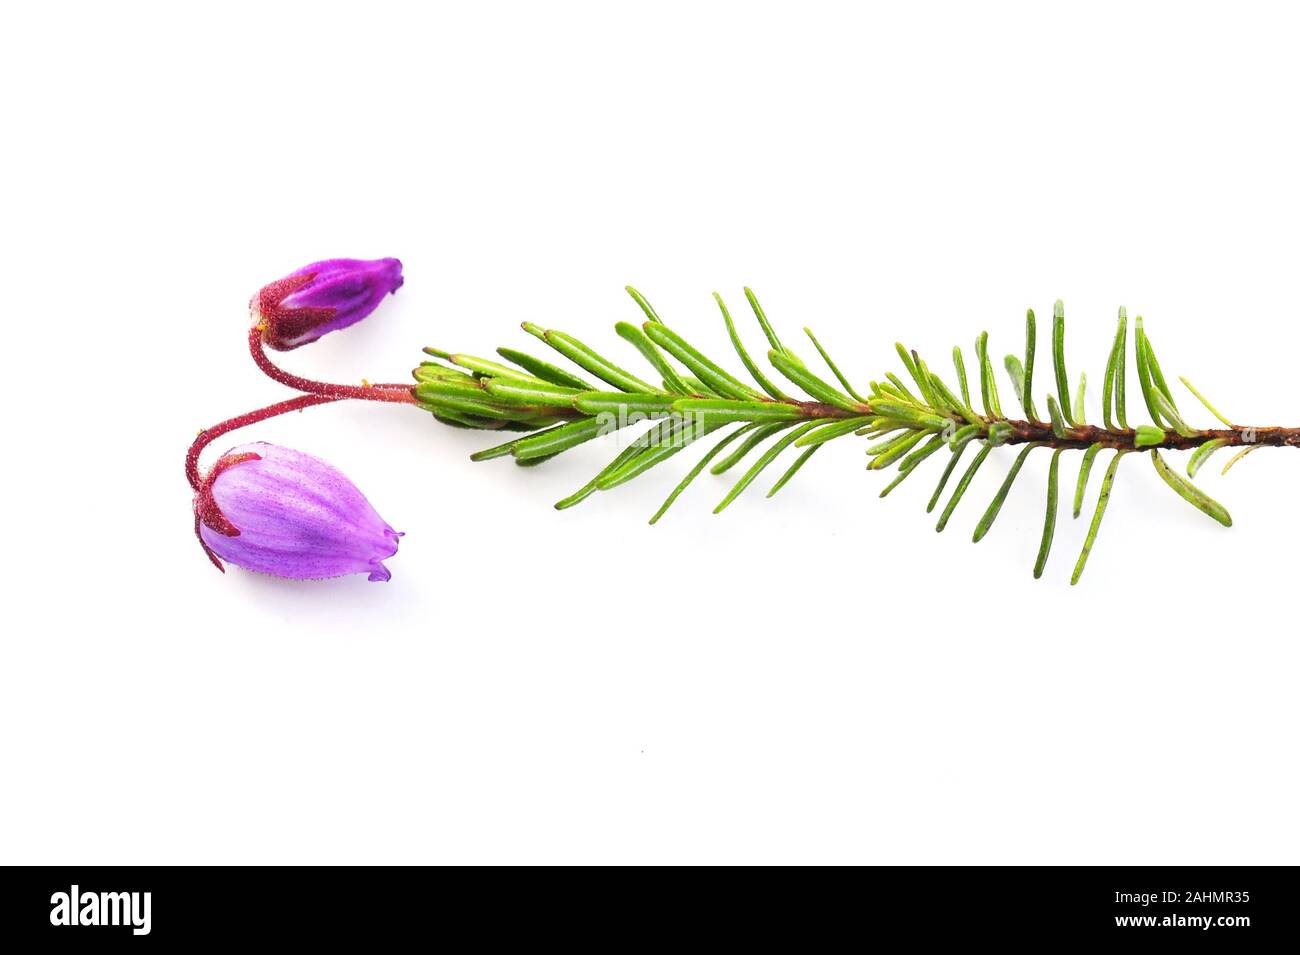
[879,435,946,497]
[523,324,664,394]
[768,446,821,498]
[624,285,664,324]
[1141,327,1177,408]
[1152,392,1195,438]
[413,360,476,384]
[1179,376,1236,428]
[893,343,920,384]
[912,353,950,411]
[870,387,929,412]
[1221,445,1261,475]
[1133,317,1165,426]
[414,376,494,401]
[885,373,919,403]
[1187,437,1229,478]
[649,423,757,523]
[803,327,867,403]
[715,422,821,513]
[870,429,931,470]
[975,331,1003,419]
[1102,308,1128,430]
[987,421,1013,446]
[936,442,993,532]
[438,352,551,384]
[481,378,584,407]
[672,398,804,424]
[1034,448,1063,579]
[927,372,981,425]
[1134,424,1166,448]
[597,416,730,490]
[496,347,598,391]
[512,417,607,461]
[743,288,787,355]
[794,416,873,447]
[1004,354,1026,411]
[861,420,908,439]
[642,323,762,400]
[898,433,947,473]
[768,349,861,411]
[947,422,982,449]
[927,440,971,512]
[953,346,971,408]
[679,375,719,396]
[1072,451,1126,585]
[415,384,565,424]
[875,380,911,403]
[555,437,656,509]
[710,421,798,474]
[879,460,924,498]
[973,442,1040,542]
[615,321,693,395]
[866,400,949,431]
[470,422,569,461]
[1046,395,1069,439]
[1151,451,1233,527]
[1073,442,1103,518]
[716,293,793,401]
[1072,372,1087,426]
[515,452,560,467]
[572,392,679,416]
[1052,300,1074,426]
[1022,308,1039,420]
[866,428,919,457]
[434,408,506,430]
[897,345,941,408]
[930,439,977,514]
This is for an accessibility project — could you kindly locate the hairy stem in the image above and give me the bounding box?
[248,328,417,403]
[988,420,1300,452]
[185,394,342,490]
[647,394,1300,453]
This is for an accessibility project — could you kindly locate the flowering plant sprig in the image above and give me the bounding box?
[188,261,1298,584]
[187,258,414,580]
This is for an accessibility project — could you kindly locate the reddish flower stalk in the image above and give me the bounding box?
[188,256,422,578]
[186,394,340,570]
[247,327,416,403]
[186,394,341,493]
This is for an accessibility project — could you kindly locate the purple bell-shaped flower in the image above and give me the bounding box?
[193,442,401,581]
[252,257,404,351]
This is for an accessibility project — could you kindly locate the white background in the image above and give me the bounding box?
[2,1,1297,864]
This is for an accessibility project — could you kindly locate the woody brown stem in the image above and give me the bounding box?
[773,396,1299,451]
[991,421,1300,451]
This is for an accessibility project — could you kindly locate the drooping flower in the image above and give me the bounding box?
[252,257,404,351]
[193,442,401,581]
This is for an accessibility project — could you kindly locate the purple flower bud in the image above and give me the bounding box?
[252,257,404,351]
[193,442,401,581]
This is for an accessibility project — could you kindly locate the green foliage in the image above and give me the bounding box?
[416,291,1259,584]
